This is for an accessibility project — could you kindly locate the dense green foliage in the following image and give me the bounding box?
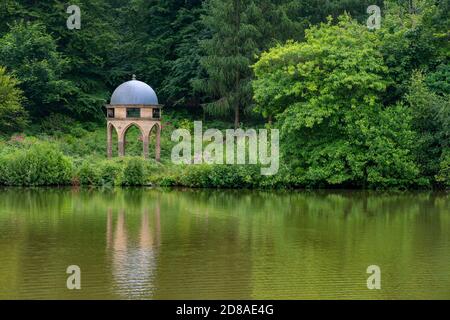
[0,0,386,120]
[0,0,448,189]
[253,16,424,188]
[75,156,160,186]
[407,71,449,186]
[0,22,74,118]
[0,140,72,186]
[194,0,305,127]
[0,66,27,134]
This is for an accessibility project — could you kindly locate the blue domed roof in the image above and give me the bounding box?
[110,78,158,105]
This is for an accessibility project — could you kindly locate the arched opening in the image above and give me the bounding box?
[122,123,145,157]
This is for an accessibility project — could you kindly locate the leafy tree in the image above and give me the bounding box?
[304,0,384,23]
[426,63,450,96]
[160,3,206,109]
[55,0,122,120]
[379,0,449,104]
[0,22,74,118]
[253,16,422,188]
[436,149,450,187]
[112,0,187,91]
[407,71,449,185]
[0,66,28,134]
[111,0,166,86]
[0,0,24,35]
[0,0,122,120]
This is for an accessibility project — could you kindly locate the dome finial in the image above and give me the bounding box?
[132,74,136,80]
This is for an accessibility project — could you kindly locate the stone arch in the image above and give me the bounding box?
[107,118,161,161]
[119,122,146,157]
[120,122,145,142]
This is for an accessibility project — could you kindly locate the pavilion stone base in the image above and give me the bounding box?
[107,119,161,161]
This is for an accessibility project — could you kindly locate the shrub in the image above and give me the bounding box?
[0,142,72,186]
[178,164,261,189]
[0,66,28,135]
[75,157,160,187]
[40,113,75,134]
[259,164,299,189]
[122,157,146,186]
[0,154,7,185]
[77,160,99,185]
[436,149,450,188]
[148,164,182,187]
[98,160,122,186]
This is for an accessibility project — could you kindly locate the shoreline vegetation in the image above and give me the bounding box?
[0,114,447,190]
[0,123,304,190]
[0,1,448,190]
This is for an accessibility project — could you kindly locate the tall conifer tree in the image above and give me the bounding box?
[196,0,264,128]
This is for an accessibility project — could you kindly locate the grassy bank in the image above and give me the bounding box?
[0,112,448,190]
[0,132,445,190]
[0,112,293,189]
[0,137,294,189]
[0,140,293,189]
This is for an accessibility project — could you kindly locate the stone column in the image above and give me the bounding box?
[107,124,113,159]
[143,134,149,159]
[118,139,125,157]
[156,127,161,162]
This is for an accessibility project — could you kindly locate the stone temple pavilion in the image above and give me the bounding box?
[106,75,162,161]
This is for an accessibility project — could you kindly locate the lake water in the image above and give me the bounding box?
[0,188,448,300]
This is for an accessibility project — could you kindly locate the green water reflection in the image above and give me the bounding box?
[0,188,448,300]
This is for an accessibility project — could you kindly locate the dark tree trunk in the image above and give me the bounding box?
[234,103,240,128]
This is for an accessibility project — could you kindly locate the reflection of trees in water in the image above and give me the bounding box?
[0,187,449,299]
[106,204,161,299]
[151,189,450,299]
